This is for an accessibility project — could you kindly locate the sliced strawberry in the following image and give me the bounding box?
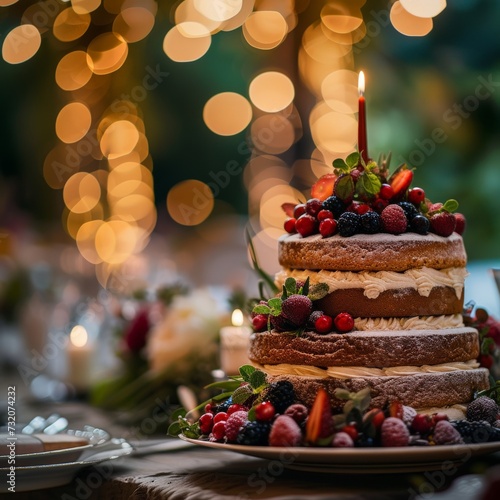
[388,401,404,419]
[305,388,334,444]
[311,173,337,202]
[389,168,413,198]
[281,202,296,217]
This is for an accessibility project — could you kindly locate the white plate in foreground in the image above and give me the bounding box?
[179,435,500,474]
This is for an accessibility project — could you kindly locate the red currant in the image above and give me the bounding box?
[211,421,226,440]
[255,402,276,421]
[334,312,354,333]
[372,198,389,213]
[227,404,247,416]
[319,218,337,238]
[432,413,449,424]
[342,424,359,441]
[379,183,394,200]
[204,403,214,414]
[213,412,228,424]
[252,314,268,332]
[411,414,434,434]
[317,209,333,221]
[314,314,333,333]
[305,198,323,217]
[293,204,306,218]
[408,187,425,205]
[284,218,297,234]
[199,413,214,434]
[295,214,317,237]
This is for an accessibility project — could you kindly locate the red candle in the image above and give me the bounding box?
[358,71,369,163]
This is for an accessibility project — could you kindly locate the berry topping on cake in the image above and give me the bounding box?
[430,211,456,237]
[293,203,306,218]
[269,415,302,447]
[433,420,463,445]
[317,209,334,221]
[389,167,413,199]
[265,380,295,414]
[380,417,410,447]
[295,214,317,237]
[454,213,466,235]
[311,173,336,201]
[338,212,360,236]
[314,314,333,333]
[379,183,394,200]
[466,396,498,424]
[333,312,354,333]
[398,201,419,222]
[319,218,337,238]
[252,314,268,332]
[380,204,407,234]
[359,211,381,234]
[255,402,276,422]
[282,294,313,326]
[410,215,430,235]
[305,198,323,217]
[322,195,346,218]
[411,413,434,434]
[283,218,297,234]
[408,187,425,205]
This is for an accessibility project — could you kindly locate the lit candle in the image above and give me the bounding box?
[66,325,94,392]
[219,309,252,376]
[358,70,369,163]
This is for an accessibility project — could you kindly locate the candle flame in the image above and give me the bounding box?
[358,70,365,96]
[231,308,244,327]
[70,325,88,347]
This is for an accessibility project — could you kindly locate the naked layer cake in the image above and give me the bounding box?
[249,153,490,418]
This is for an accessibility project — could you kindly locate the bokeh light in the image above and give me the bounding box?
[87,32,128,75]
[249,72,295,112]
[2,24,41,64]
[390,1,433,36]
[193,0,243,22]
[56,102,92,144]
[55,51,93,91]
[53,8,91,42]
[167,180,214,226]
[113,7,155,43]
[400,0,446,18]
[242,11,288,49]
[63,172,101,214]
[203,92,252,135]
[163,22,211,62]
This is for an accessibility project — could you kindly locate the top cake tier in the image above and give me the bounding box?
[278,232,466,272]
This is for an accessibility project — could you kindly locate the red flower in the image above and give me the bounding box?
[124,308,151,353]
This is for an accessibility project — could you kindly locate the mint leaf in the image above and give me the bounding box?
[334,174,354,202]
[334,388,351,400]
[333,158,349,172]
[356,171,381,199]
[307,283,329,301]
[345,151,360,168]
[232,385,253,404]
[267,297,282,315]
[442,199,459,213]
[247,406,257,422]
[285,277,297,296]
[239,364,256,382]
[301,276,310,296]
[253,305,271,315]
[249,370,267,390]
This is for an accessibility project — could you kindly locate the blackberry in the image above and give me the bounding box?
[215,397,233,414]
[322,196,345,219]
[266,380,295,413]
[398,201,419,222]
[410,215,430,235]
[359,211,381,234]
[236,421,271,446]
[338,212,360,237]
[451,420,500,443]
[466,396,499,424]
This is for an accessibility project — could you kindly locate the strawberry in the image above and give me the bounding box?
[282,294,313,327]
[281,202,296,217]
[380,204,407,234]
[430,211,456,237]
[305,388,334,444]
[454,213,466,235]
[388,401,404,420]
[363,408,385,429]
[311,173,337,201]
[389,168,413,198]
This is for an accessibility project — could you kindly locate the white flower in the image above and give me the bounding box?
[146,288,222,375]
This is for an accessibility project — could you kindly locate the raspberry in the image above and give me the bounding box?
[225,410,248,442]
[466,396,499,424]
[332,432,354,448]
[199,413,214,434]
[284,218,297,234]
[265,380,295,413]
[381,204,407,234]
[282,294,313,327]
[293,204,306,218]
[319,218,337,238]
[284,404,308,424]
[454,213,466,235]
[402,406,417,426]
[305,198,323,217]
[252,314,268,332]
[429,211,456,237]
[338,212,360,237]
[269,415,302,447]
[359,211,381,234]
[408,187,425,205]
[322,195,345,218]
[410,215,430,235]
[307,310,324,330]
[433,420,464,445]
[314,314,333,333]
[255,402,276,422]
[295,214,317,237]
[380,417,410,447]
[334,312,354,333]
[236,421,271,446]
[451,420,500,443]
[398,201,419,222]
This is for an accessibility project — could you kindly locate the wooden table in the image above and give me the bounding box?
[2,397,500,500]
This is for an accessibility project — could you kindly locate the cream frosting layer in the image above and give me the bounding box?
[353,314,464,331]
[255,359,479,380]
[275,267,467,300]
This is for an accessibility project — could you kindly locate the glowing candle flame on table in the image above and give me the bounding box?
[67,325,94,391]
[358,71,369,163]
[220,309,252,376]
